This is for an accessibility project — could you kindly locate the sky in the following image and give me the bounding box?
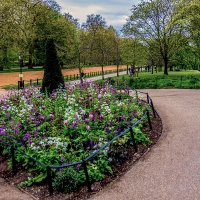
[56,0,141,31]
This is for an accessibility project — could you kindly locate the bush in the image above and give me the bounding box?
[53,168,80,192]
[41,39,64,94]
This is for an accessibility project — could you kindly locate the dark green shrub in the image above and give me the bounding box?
[41,39,64,94]
[53,168,79,193]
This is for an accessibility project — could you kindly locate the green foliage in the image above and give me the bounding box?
[114,71,200,89]
[53,168,80,193]
[0,81,150,192]
[20,173,47,187]
[133,127,150,145]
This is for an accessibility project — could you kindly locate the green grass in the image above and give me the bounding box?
[109,70,200,89]
[0,67,44,73]
[136,70,200,77]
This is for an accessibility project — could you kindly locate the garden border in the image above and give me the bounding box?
[1,89,156,195]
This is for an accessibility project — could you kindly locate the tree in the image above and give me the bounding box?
[41,39,64,93]
[123,0,183,75]
[120,37,148,68]
[173,0,200,70]
[82,14,106,33]
[64,12,79,28]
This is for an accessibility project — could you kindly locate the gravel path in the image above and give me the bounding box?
[1,87,200,200]
[91,89,200,200]
[0,178,35,200]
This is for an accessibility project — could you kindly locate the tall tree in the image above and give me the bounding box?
[123,0,183,75]
[173,0,200,70]
[82,14,106,33]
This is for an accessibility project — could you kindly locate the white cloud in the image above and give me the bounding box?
[56,0,140,30]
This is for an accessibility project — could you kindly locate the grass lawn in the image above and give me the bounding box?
[137,70,200,77]
[108,70,200,89]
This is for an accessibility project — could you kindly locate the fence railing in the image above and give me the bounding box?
[0,89,156,195]
[18,68,127,90]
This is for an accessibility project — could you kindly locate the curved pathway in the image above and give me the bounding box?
[0,89,200,199]
[91,89,200,200]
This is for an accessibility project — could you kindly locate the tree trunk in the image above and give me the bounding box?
[0,62,3,71]
[1,47,8,70]
[28,45,33,69]
[101,64,104,80]
[164,57,168,75]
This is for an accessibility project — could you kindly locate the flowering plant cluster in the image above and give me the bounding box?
[0,81,149,192]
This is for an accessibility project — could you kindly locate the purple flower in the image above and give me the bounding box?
[85,118,89,124]
[61,155,65,163]
[76,164,81,171]
[72,121,77,128]
[41,105,46,110]
[25,133,31,138]
[28,139,33,145]
[100,114,104,120]
[34,130,38,137]
[39,116,45,121]
[0,128,6,136]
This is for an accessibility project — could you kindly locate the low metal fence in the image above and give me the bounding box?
[0,89,156,195]
[18,68,127,90]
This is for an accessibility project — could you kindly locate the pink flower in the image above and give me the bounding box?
[98,94,102,99]
[86,126,91,130]
[89,114,93,119]
[64,120,68,125]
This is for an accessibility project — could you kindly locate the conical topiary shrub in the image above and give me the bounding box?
[41,39,64,93]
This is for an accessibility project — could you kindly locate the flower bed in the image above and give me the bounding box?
[0,81,150,193]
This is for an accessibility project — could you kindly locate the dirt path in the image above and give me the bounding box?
[0,65,126,88]
[0,178,34,200]
[91,89,200,200]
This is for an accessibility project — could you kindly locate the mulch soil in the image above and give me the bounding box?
[0,112,162,200]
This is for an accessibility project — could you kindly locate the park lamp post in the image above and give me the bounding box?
[18,53,24,90]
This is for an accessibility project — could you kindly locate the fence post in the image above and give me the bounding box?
[11,146,16,174]
[135,90,138,101]
[146,110,152,130]
[150,99,156,118]
[82,160,92,192]
[30,79,33,87]
[147,93,150,104]
[180,76,182,87]
[129,127,138,152]
[37,79,39,86]
[46,166,53,195]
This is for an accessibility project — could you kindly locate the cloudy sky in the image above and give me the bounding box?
[56,0,141,31]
